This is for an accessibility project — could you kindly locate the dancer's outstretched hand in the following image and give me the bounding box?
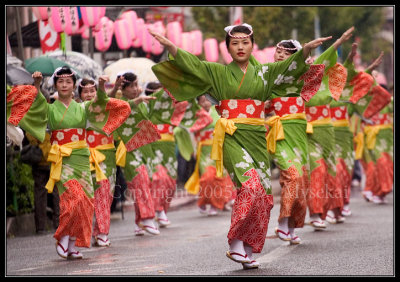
[302,36,332,58]
[148,29,178,57]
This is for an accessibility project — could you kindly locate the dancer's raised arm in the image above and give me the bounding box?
[148,29,178,57]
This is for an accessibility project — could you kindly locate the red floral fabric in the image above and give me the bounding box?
[170,101,189,126]
[102,98,131,135]
[197,166,235,210]
[7,85,38,126]
[307,159,328,217]
[125,120,161,152]
[151,164,177,212]
[278,166,308,228]
[126,165,155,224]
[270,97,305,117]
[335,158,352,206]
[327,63,348,101]
[330,106,349,122]
[227,168,274,253]
[298,64,325,101]
[305,105,331,122]
[349,72,374,103]
[156,124,174,134]
[50,128,86,145]
[363,85,392,119]
[93,179,113,236]
[86,130,114,147]
[194,129,214,142]
[53,179,94,248]
[217,99,265,119]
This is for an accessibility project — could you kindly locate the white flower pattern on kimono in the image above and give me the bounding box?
[95,113,105,122]
[286,86,298,94]
[309,107,317,114]
[154,101,162,110]
[281,150,288,159]
[56,131,64,141]
[125,117,135,125]
[62,164,74,180]
[236,162,250,169]
[274,102,282,111]
[162,111,171,119]
[296,97,303,106]
[322,109,329,117]
[77,128,83,135]
[341,88,351,98]
[237,113,248,118]
[358,98,367,106]
[288,61,297,71]
[71,134,79,142]
[228,100,238,109]
[87,135,95,143]
[161,101,170,109]
[222,109,230,118]
[246,104,255,115]
[289,105,298,114]
[101,137,109,145]
[254,100,262,106]
[184,120,193,126]
[130,160,141,167]
[122,127,133,136]
[281,97,289,102]
[335,110,342,118]
[184,111,193,119]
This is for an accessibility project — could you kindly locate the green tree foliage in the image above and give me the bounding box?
[191,6,389,64]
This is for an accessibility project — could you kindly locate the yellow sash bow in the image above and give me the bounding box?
[332,119,350,127]
[115,141,127,167]
[185,139,213,195]
[45,140,87,193]
[306,118,332,134]
[353,132,364,160]
[364,124,393,150]
[160,133,175,142]
[89,143,115,182]
[211,117,265,177]
[266,113,307,154]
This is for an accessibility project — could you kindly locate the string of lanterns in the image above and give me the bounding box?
[31,7,276,63]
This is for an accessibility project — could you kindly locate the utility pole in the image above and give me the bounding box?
[14,7,24,62]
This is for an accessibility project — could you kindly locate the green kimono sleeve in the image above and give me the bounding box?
[7,85,48,142]
[152,48,223,101]
[86,88,131,136]
[173,126,193,161]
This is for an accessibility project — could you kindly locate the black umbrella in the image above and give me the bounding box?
[6,65,34,86]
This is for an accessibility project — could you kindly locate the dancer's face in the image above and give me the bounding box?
[198,95,212,112]
[123,80,142,100]
[274,47,293,62]
[80,86,97,101]
[55,77,75,99]
[228,33,253,65]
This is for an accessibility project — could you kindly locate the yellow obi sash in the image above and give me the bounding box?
[332,119,350,127]
[115,141,127,167]
[306,118,332,134]
[266,113,307,154]
[211,117,266,177]
[160,133,175,142]
[89,143,115,182]
[45,140,88,193]
[364,124,393,150]
[184,139,213,195]
[354,132,364,160]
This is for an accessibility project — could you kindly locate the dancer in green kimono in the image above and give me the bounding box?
[144,83,213,227]
[7,67,131,259]
[111,71,162,236]
[149,23,331,269]
[304,27,355,229]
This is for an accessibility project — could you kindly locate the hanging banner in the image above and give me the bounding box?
[38,20,61,54]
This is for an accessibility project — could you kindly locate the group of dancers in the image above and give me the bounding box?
[6,22,392,270]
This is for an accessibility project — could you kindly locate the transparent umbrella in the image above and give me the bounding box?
[103,57,158,87]
[7,65,34,86]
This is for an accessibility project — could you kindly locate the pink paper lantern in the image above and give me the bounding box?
[264,47,276,63]
[132,18,144,48]
[142,23,153,53]
[32,7,50,22]
[204,38,219,62]
[48,7,69,33]
[253,50,266,64]
[114,19,132,50]
[181,32,192,53]
[95,17,114,52]
[80,7,106,27]
[121,10,138,41]
[64,7,80,35]
[219,41,232,64]
[151,21,165,55]
[79,25,89,39]
[166,21,182,47]
[190,30,203,56]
